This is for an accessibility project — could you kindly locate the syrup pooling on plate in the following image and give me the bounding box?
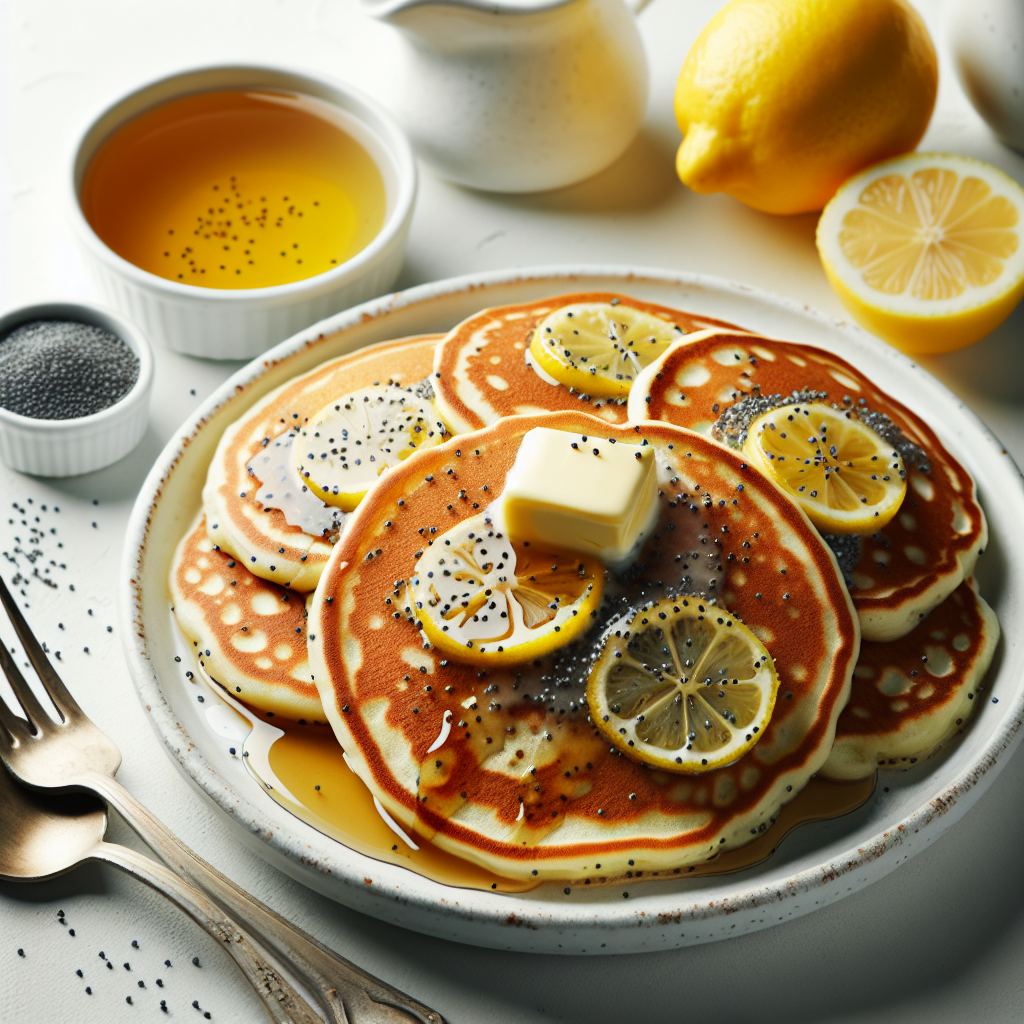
[81,89,386,289]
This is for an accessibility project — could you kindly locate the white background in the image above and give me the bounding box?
[2,0,1023,1021]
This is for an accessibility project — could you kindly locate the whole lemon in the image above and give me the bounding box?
[674,0,938,215]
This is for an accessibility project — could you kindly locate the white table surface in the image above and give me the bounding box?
[2,0,1023,1021]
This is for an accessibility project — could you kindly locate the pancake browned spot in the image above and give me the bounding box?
[821,582,999,781]
[630,332,987,641]
[432,293,740,433]
[203,335,440,592]
[309,411,859,880]
[170,513,324,720]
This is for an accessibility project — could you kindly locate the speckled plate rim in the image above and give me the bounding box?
[121,266,1024,955]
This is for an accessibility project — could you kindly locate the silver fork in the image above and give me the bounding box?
[0,575,446,1024]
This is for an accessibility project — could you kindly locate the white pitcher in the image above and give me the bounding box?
[362,0,651,192]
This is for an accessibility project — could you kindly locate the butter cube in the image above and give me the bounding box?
[502,427,657,563]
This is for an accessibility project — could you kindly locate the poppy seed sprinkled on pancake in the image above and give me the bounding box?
[631,332,987,642]
[432,293,741,434]
[203,335,440,592]
[309,411,859,881]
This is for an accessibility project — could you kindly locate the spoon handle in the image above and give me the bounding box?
[84,770,445,1024]
[95,841,323,1024]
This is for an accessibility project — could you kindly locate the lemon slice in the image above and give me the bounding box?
[528,302,685,398]
[408,511,603,665]
[742,402,906,535]
[295,384,444,511]
[587,598,779,772]
[817,153,1024,354]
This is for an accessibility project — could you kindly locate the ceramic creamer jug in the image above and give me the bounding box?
[362,0,651,192]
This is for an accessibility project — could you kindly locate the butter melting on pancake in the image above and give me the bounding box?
[170,513,323,720]
[432,293,740,433]
[631,333,988,642]
[821,582,998,781]
[309,412,859,881]
[203,334,440,593]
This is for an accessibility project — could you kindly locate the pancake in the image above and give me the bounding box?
[629,332,988,642]
[432,293,739,433]
[820,582,999,781]
[170,513,324,721]
[203,335,440,593]
[309,411,859,880]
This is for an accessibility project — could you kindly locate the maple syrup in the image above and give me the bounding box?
[80,89,386,290]
[260,717,875,893]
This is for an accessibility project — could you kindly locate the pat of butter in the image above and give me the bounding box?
[502,427,657,563]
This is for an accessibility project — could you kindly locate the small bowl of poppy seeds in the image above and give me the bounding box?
[0,301,153,476]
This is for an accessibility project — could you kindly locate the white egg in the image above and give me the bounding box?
[950,0,1024,152]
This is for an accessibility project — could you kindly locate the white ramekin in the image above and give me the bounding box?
[68,65,417,360]
[0,301,154,477]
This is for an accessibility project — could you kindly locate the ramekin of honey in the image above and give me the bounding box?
[69,66,416,359]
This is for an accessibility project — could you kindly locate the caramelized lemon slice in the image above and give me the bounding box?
[817,153,1024,354]
[295,384,444,511]
[742,403,906,535]
[587,598,779,773]
[528,302,684,398]
[408,511,603,665]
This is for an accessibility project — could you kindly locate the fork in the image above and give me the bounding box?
[0,575,446,1024]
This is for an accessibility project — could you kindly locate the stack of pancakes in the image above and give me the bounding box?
[171,292,999,883]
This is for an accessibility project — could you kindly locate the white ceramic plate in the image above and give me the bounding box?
[122,267,1024,955]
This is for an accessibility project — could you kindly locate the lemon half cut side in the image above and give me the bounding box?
[409,511,603,666]
[528,302,685,399]
[587,598,780,773]
[742,403,907,535]
[817,153,1024,354]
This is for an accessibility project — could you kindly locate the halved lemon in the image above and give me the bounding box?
[817,153,1024,354]
[295,384,444,512]
[587,598,779,773]
[528,302,686,398]
[408,511,603,665]
[742,402,906,535]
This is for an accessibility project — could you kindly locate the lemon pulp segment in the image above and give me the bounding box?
[587,598,779,773]
[295,384,444,511]
[528,303,684,398]
[817,153,1024,353]
[409,511,603,665]
[742,403,906,535]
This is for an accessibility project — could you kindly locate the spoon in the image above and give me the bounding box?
[0,764,321,1023]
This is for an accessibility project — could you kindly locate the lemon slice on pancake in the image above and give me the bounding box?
[743,403,906,535]
[588,598,779,773]
[528,302,684,398]
[295,384,444,512]
[409,511,603,665]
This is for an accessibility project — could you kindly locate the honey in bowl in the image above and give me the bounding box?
[80,89,387,290]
